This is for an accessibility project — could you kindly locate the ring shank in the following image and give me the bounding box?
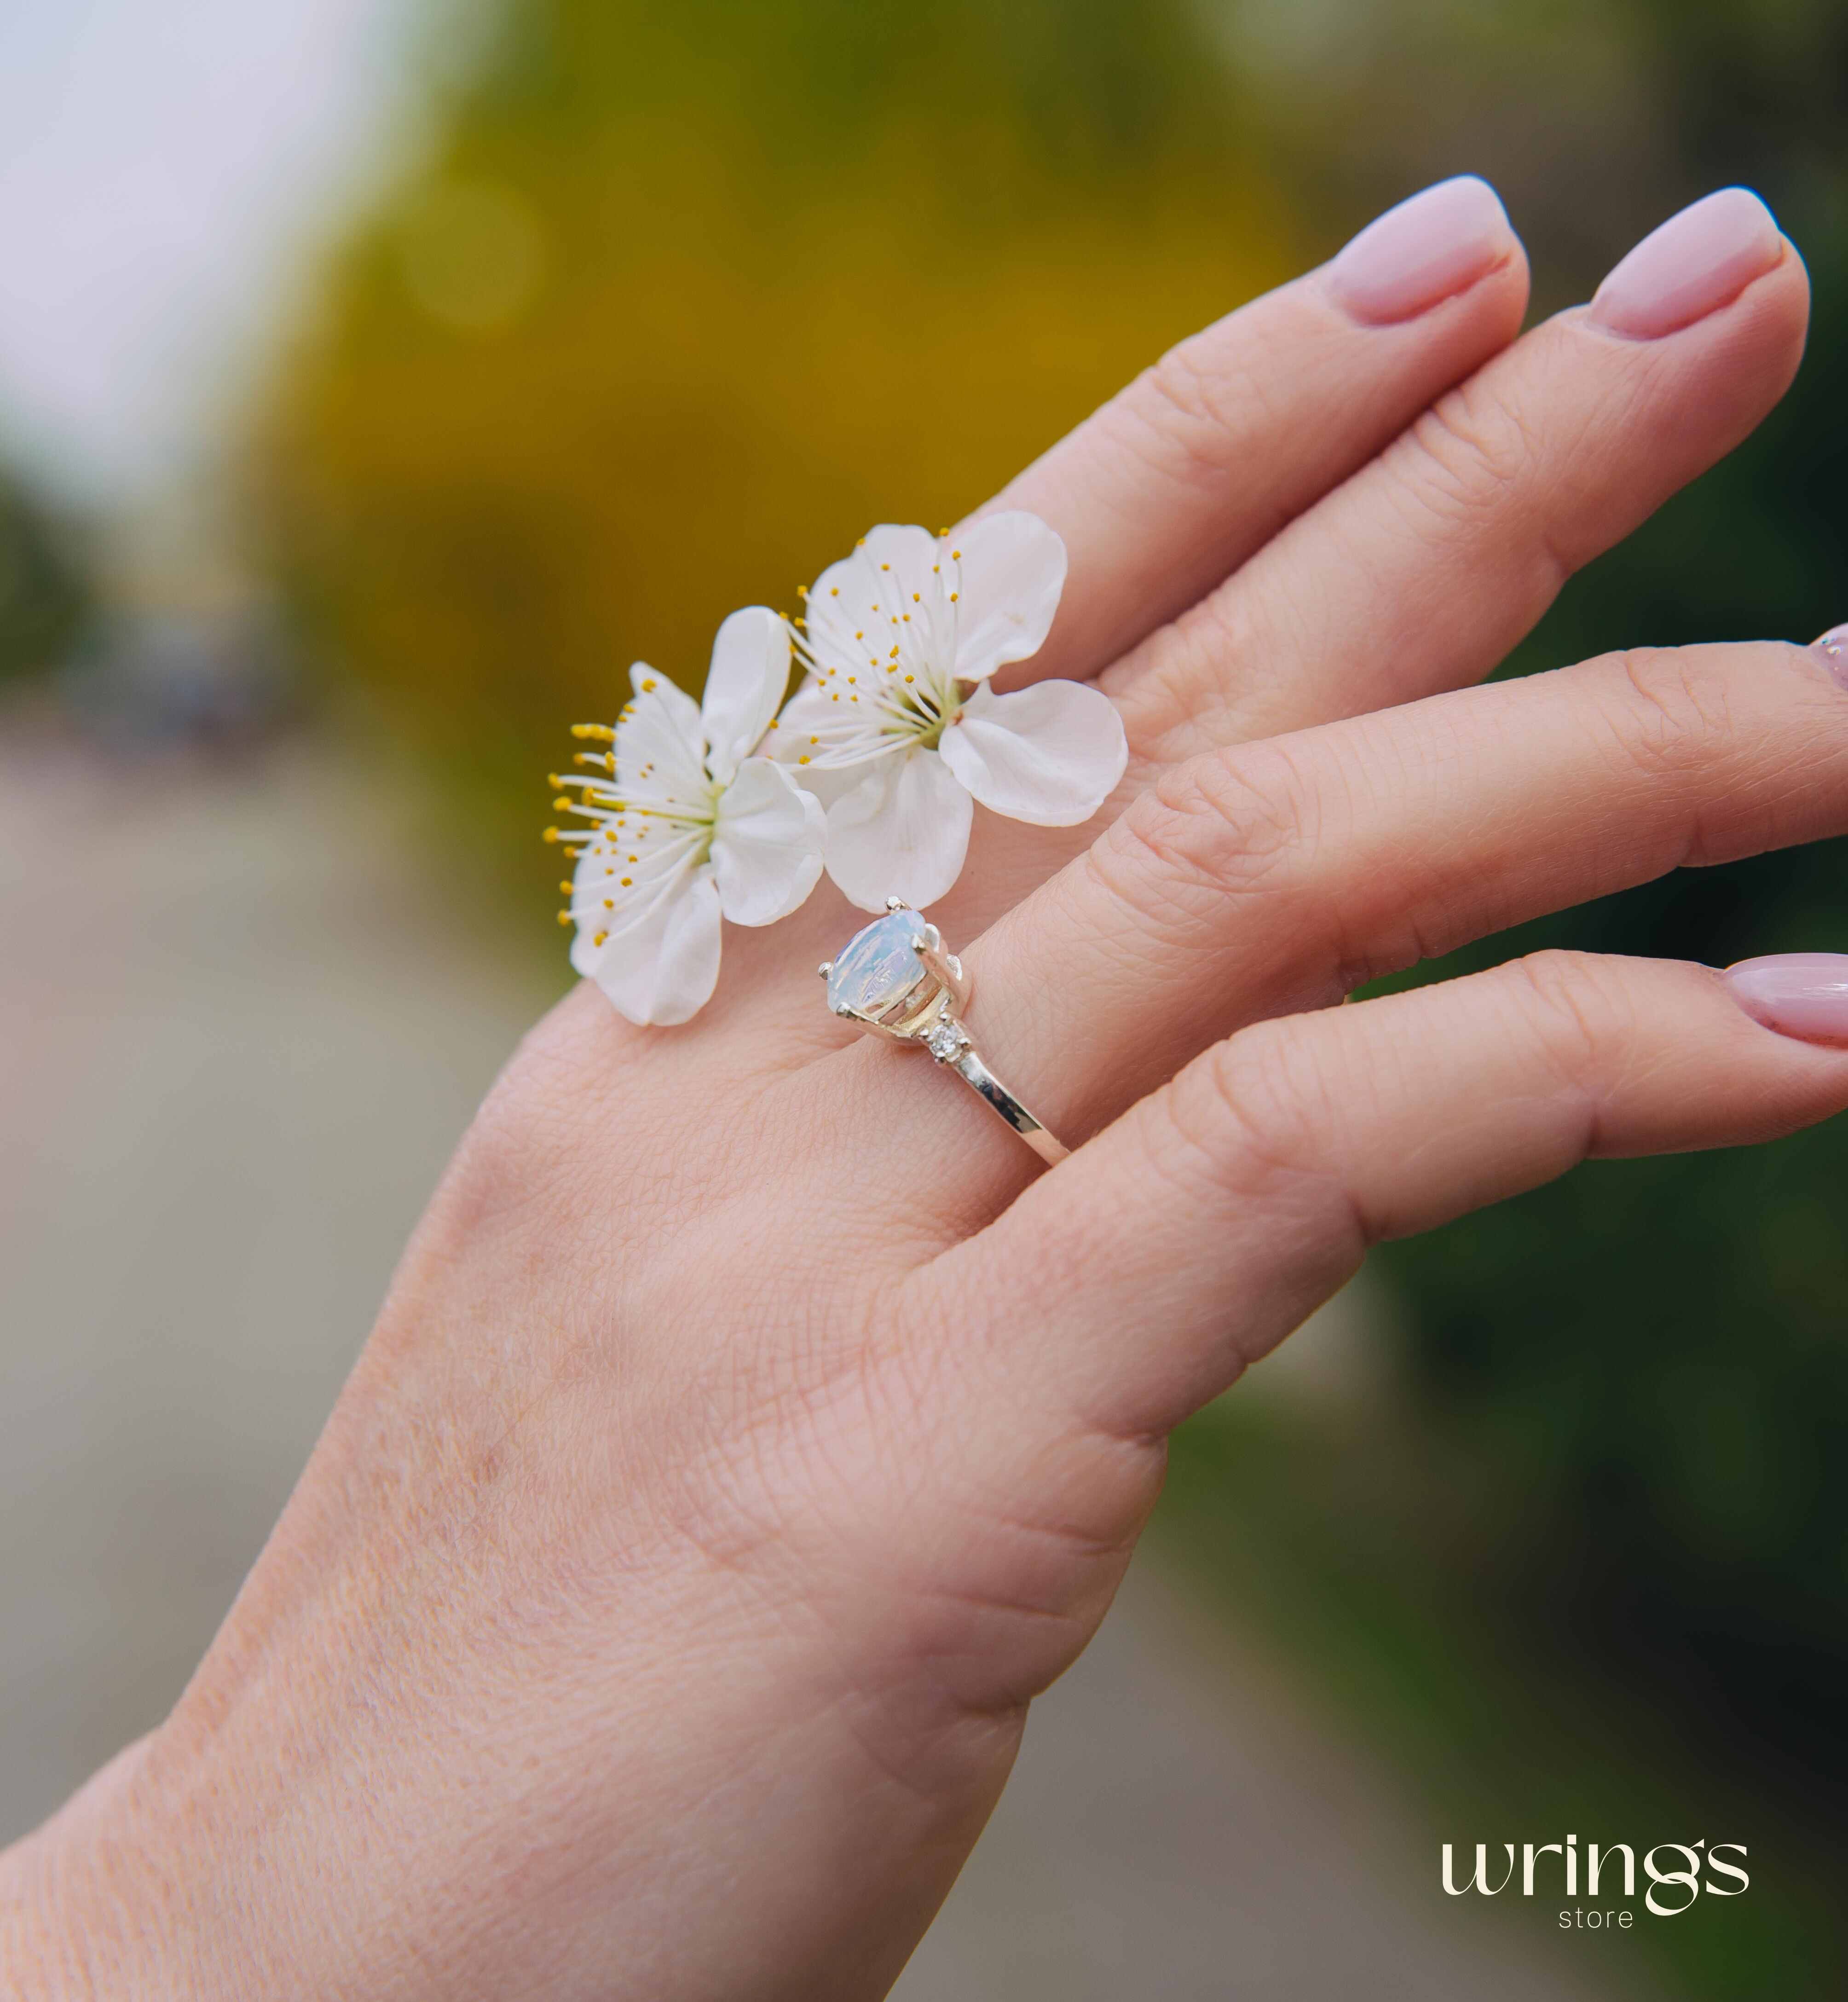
[948,1046,1069,1166]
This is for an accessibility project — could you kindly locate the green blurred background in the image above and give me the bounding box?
[6,0,1847,1994]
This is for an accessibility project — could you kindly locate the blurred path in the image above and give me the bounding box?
[0,738,1610,1997]
[0,735,557,1832]
[896,1555,1616,2002]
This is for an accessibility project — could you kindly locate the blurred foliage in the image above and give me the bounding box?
[1210,0,1848,1989]
[1198,0,1848,309]
[1265,0,1848,1804]
[258,0,1295,904]
[1360,255,1848,1915]
[0,466,92,683]
[1165,1397,1848,1998]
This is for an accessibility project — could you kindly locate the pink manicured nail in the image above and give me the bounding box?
[1325,176,1513,327]
[1725,955,1848,1045]
[1588,188,1783,339]
[1813,625,1848,691]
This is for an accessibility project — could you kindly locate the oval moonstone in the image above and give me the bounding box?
[827,908,927,1019]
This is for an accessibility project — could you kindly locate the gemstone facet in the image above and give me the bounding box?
[826,908,928,1020]
[924,1021,966,1063]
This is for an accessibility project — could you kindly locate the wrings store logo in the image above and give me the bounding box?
[1442,1836,1748,1928]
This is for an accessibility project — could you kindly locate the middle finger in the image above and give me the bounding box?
[847,635,1848,1223]
[1113,189,1808,764]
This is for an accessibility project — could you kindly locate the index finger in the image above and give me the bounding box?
[987,177,1528,688]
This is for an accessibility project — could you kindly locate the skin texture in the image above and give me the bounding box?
[6,188,1848,2001]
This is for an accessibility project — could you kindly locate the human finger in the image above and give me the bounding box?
[985,177,1528,689]
[939,950,1848,1437]
[1111,189,1808,759]
[956,638,1848,1144]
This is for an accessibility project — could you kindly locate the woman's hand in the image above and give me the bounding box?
[10,180,1848,2001]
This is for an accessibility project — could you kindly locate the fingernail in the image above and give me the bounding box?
[1725,955,1848,1045]
[1813,625,1848,691]
[1324,176,1513,327]
[1588,188,1783,339]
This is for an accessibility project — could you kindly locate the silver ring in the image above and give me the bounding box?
[820,898,1069,1167]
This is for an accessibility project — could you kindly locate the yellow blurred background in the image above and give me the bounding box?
[259,0,1298,901]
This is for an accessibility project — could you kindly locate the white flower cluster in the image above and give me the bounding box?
[548,513,1126,1025]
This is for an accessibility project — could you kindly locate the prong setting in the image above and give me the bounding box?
[817,901,1068,1166]
[824,902,970,1041]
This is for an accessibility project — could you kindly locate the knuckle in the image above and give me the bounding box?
[1125,324,1273,492]
[1092,740,1317,937]
[1408,377,1536,506]
[1169,1025,1369,1241]
[1393,376,1555,557]
[1500,949,1635,1086]
[1126,586,1305,764]
[1600,644,1737,778]
[1175,1018,1342,1205]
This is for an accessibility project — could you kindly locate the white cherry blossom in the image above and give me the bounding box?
[772,512,1127,911]
[549,608,825,1025]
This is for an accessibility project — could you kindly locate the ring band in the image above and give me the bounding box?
[928,1032,1068,1166]
[820,899,1069,1166]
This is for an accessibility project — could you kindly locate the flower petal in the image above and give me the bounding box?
[937,678,1126,827]
[618,662,708,798]
[700,607,791,784]
[824,746,973,912]
[802,524,940,678]
[711,758,826,926]
[578,863,722,1026]
[765,679,864,805]
[948,511,1067,684]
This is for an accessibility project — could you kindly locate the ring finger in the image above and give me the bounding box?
[816,633,1848,1236]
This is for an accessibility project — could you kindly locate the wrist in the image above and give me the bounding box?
[0,1733,233,2002]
